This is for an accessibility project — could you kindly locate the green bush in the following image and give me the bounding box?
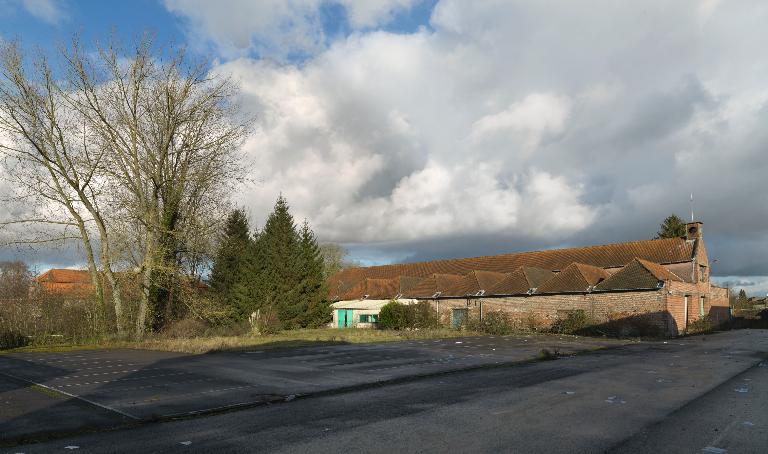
[0,330,29,350]
[411,301,439,329]
[550,310,592,334]
[379,301,409,329]
[379,300,439,330]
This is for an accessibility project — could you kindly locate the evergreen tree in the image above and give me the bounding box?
[229,229,264,319]
[295,220,331,327]
[655,214,687,239]
[209,209,253,315]
[226,196,332,328]
[738,289,748,303]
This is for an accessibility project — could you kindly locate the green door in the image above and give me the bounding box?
[452,309,468,328]
[337,309,354,328]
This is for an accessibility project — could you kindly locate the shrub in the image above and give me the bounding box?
[251,307,282,335]
[687,316,713,335]
[468,311,515,335]
[551,310,593,334]
[0,330,29,350]
[379,301,410,330]
[161,319,211,338]
[379,300,438,330]
[412,301,439,329]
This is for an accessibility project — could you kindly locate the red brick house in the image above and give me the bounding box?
[328,221,729,336]
[34,269,95,297]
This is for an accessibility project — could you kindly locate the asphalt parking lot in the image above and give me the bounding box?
[5,329,768,453]
[0,333,624,441]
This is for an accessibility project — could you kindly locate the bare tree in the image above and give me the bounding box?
[0,43,120,334]
[0,35,250,337]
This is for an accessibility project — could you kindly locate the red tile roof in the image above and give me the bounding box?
[596,258,682,291]
[404,274,463,298]
[329,237,694,298]
[37,269,92,284]
[338,276,424,300]
[35,269,94,295]
[443,270,507,297]
[487,266,554,295]
[536,263,610,293]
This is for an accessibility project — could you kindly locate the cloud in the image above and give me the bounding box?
[20,0,66,24]
[5,0,768,293]
[163,0,421,59]
[204,1,768,283]
[470,93,572,152]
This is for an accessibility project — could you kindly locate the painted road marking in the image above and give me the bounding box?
[55,372,189,387]
[0,370,139,420]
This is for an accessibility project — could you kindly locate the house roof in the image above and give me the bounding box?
[443,270,507,296]
[404,273,463,298]
[596,258,682,291]
[36,269,92,284]
[328,237,694,298]
[536,263,610,293]
[338,275,424,300]
[487,266,555,295]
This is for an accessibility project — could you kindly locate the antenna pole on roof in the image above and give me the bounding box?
[690,192,694,222]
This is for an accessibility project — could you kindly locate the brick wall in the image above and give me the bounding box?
[666,281,730,332]
[427,289,674,335]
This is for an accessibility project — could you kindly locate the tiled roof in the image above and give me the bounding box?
[338,276,424,300]
[537,263,610,293]
[404,274,463,298]
[37,269,92,284]
[328,237,694,296]
[487,266,554,295]
[596,258,682,291]
[443,270,507,296]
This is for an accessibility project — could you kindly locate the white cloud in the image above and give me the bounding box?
[470,93,572,151]
[163,0,420,59]
[21,0,65,24]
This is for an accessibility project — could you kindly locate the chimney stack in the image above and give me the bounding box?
[685,221,703,241]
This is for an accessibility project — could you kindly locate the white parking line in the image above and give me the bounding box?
[55,372,188,388]
[0,370,139,420]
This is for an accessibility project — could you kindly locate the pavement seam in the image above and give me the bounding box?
[0,370,141,421]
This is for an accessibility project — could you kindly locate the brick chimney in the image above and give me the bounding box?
[685,221,703,241]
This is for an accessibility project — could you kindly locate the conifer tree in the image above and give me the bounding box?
[209,209,252,311]
[226,196,332,328]
[655,214,687,239]
[255,195,303,326]
[295,220,331,327]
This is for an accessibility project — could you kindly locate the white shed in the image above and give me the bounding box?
[331,299,419,328]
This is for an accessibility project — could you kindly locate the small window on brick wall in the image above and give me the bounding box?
[699,265,708,282]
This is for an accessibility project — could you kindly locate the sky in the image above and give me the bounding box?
[1,0,767,296]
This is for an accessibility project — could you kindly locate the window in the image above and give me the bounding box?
[699,296,706,318]
[699,265,708,282]
[359,314,379,323]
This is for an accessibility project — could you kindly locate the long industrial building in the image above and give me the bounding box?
[328,221,730,336]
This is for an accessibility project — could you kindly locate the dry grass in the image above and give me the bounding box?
[3,328,479,355]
